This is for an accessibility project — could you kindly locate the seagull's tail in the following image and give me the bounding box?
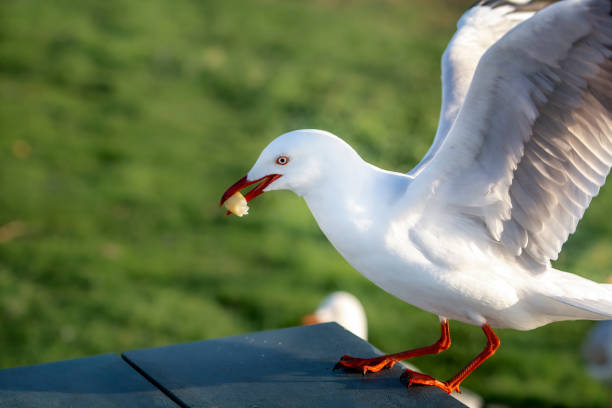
[542,270,612,320]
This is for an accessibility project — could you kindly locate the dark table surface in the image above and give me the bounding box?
[0,323,466,408]
[0,353,177,408]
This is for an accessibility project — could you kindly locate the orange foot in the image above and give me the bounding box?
[333,355,398,375]
[400,369,460,394]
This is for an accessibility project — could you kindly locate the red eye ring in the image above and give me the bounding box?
[276,155,289,165]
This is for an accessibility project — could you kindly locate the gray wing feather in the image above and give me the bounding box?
[414,0,612,272]
[477,0,560,11]
[409,0,556,176]
[503,50,612,269]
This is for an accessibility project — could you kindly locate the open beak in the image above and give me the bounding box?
[220,174,282,215]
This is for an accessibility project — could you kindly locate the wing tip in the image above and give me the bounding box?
[548,295,612,319]
[472,0,560,12]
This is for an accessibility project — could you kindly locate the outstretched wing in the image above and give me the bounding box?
[410,0,562,176]
[412,0,612,271]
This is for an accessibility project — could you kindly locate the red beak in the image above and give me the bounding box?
[220,174,282,215]
[302,314,321,326]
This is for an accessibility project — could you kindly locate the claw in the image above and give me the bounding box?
[333,355,350,371]
[402,369,458,394]
[333,354,396,375]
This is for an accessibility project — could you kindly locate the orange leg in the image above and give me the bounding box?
[401,323,500,394]
[334,319,451,375]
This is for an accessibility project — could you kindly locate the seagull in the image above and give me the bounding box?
[583,320,612,383]
[302,291,369,340]
[583,276,612,384]
[220,0,612,394]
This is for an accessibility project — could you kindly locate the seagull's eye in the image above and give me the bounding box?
[276,155,289,165]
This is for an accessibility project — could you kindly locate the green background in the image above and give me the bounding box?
[1,0,610,406]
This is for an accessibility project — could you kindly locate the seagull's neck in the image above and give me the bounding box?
[302,159,411,258]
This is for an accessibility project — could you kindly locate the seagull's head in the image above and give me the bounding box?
[220,129,361,213]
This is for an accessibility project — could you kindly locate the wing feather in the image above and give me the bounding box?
[408,0,558,176]
[411,0,612,272]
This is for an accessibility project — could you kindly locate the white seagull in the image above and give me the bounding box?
[302,291,369,341]
[583,320,612,382]
[221,0,612,394]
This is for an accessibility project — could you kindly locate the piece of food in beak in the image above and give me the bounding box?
[220,174,282,216]
[223,191,249,217]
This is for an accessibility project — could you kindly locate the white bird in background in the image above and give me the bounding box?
[302,291,369,340]
[583,275,612,384]
[221,0,612,394]
[583,320,612,383]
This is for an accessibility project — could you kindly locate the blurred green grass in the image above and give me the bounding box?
[0,0,610,406]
